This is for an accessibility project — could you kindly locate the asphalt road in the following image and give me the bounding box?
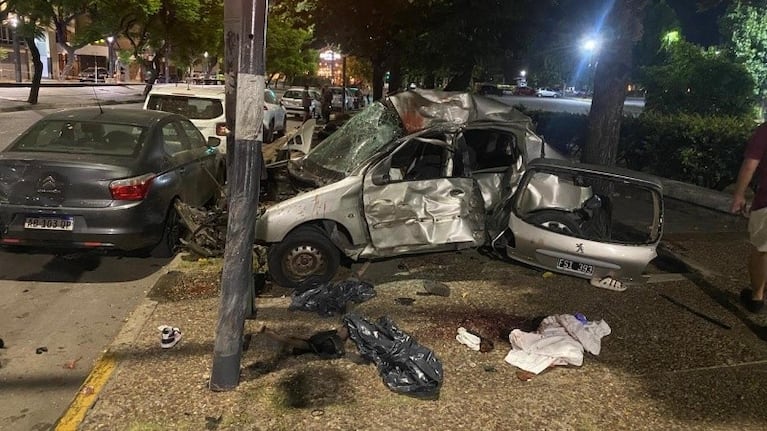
[494,94,645,116]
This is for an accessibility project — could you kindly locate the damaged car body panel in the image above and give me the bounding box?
[503,159,664,282]
[257,90,569,287]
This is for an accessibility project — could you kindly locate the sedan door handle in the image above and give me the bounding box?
[449,189,465,197]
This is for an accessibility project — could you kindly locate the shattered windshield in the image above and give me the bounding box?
[304,102,405,175]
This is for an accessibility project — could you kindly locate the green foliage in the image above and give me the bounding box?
[518,108,757,190]
[642,40,756,116]
[633,0,680,71]
[619,112,757,189]
[721,1,767,101]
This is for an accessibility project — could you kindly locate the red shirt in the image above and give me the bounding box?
[744,122,767,210]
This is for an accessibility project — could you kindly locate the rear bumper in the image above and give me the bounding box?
[0,200,166,252]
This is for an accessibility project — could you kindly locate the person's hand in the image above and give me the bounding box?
[731,194,749,215]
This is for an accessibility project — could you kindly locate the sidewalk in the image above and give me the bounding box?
[0,82,147,112]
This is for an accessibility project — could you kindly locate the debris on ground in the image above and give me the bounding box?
[504,314,611,375]
[455,327,494,352]
[290,279,377,316]
[35,346,47,354]
[175,200,227,258]
[0,338,4,348]
[63,356,83,370]
[256,324,347,359]
[419,279,451,297]
[159,325,183,349]
[343,313,443,399]
[395,297,415,306]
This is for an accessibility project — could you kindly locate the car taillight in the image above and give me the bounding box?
[216,122,228,136]
[109,173,156,201]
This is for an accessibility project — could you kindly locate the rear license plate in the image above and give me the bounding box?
[556,258,594,276]
[24,216,74,231]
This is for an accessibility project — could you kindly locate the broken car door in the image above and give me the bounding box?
[361,134,486,256]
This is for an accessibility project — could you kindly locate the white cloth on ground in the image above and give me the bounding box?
[504,314,611,374]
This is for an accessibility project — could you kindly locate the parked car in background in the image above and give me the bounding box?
[281,87,322,119]
[78,67,109,82]
[0,108,224,257]
[513,86,537,96]
[329,86,353,111]
[143,86,287,146]
[477,83,504,96]
[536,87,562,98]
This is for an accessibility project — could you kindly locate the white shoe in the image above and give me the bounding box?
[158,325,182,349]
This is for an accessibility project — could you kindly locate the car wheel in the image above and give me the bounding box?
[524,210,583,236]
[267,226,341,289]
[263,120,274,143]
[151,203,182,258]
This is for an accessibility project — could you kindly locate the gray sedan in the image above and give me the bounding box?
[0,108,224,257]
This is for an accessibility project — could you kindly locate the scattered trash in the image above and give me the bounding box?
[175,200,227,257]
[516,370,536,381]
[159,325,183,349]
[395,297,415,306]
[343,313,443,398]
[542,272,554,279]
[455,327,494,353]
[418,280,451,297]
[311,409,325,417]
[63,356,83,370]
[504,314,611,375]
[80,386,95,395]
[205,415,223,430]
[35,346,48,354]
[256,324,347,359]
[484,365,497,373]
[456,327,481,351]
[290,279,376,316]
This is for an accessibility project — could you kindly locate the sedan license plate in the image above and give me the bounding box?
[24,216,74,231]
[557,258,594,276]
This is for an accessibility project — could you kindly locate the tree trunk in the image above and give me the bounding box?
[444,66,473,91]
[387,55,402,93]
[372,59,385,100]
[583,0,648,167]
[59,45,77,80]
[26,37,43,105]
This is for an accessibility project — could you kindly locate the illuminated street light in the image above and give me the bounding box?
[203,51,209,79]
[106,36,115,80]
[9,16,21,83]
[520,70,526,77]
[581,37,600,53]
[320,49,342,85]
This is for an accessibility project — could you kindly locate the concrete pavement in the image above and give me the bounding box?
[0,81,148,112]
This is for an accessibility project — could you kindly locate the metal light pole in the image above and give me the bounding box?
[204,51,209,80]
[210,0,266,391]
[106,36,114,80]
[10,17,21,83]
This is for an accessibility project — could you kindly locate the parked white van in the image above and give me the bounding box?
[143,85,288,150]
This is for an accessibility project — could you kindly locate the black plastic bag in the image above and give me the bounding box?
[342,314,443,398]
[290,279,377,316]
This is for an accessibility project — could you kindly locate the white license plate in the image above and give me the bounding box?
[557,258,594,276]
[24,216,74,231]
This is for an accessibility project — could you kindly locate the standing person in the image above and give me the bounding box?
[301,85,312,122]
[321,86,333,124]
[731,121,767,313]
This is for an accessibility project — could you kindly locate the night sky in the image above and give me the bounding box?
[666,0,731,46]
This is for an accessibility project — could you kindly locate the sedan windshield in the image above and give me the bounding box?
[10,120,146,157]
[304,101,404,175]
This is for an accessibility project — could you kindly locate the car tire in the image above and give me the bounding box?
[263,120,274,143]
[525,210,583,236]
[267,225,341,289]
[151,203,181,258]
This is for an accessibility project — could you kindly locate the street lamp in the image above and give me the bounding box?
[9,16,21,83]
[106,36,115,81]
[203,51,209,80]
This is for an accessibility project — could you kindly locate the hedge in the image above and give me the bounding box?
[519,108,758,191]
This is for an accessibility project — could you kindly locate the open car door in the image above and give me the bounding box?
[362,133,486,257]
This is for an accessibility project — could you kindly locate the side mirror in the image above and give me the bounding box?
[207,136,222,147]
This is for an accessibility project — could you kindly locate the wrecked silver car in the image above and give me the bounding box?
[255,90,663,288]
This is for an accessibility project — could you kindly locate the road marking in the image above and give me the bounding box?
[53,352,117,431]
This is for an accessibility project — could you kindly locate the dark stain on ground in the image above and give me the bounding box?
[409,308,543,344]
[276,368,348,409]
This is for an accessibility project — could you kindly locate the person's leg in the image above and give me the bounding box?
[748,247,767,300]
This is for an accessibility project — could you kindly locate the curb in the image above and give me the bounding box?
[0,98,145,113]
[52,254,185,431]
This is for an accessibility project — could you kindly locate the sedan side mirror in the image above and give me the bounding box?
[207,136,222,147]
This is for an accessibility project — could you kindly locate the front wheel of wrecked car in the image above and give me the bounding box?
[267,226,341,289]
[524,209,583,236]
